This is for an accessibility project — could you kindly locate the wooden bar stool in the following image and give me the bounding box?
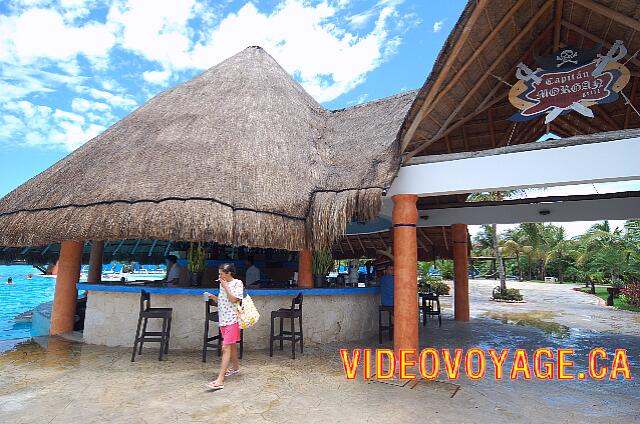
[269,293,303,359]
[378,305,394,343]
[202,298,243,362]
[131,290,173,362]
[419,292,442,327]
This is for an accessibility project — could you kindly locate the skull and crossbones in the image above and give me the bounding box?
[557,49,578,67]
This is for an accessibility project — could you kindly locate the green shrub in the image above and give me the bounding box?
[492,287,523,301]
[430,281,450,296]
[418,279,450,295]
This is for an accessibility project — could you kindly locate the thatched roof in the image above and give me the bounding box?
[335,226,458,261]
[0,46,416,249]
[400,0,640,160]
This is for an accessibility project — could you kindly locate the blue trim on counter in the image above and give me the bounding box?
[76,283,380,296]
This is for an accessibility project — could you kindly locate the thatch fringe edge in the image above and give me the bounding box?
[0,188,385,250]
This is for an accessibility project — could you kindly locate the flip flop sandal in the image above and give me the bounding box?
[206,382,224,391]
[224,368,240,377]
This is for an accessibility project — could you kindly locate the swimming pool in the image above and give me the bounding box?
[0,265,57,341]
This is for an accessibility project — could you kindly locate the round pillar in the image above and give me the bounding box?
[298,249,313,288]
[392,194,419,356]
[50,240,83,335]
[452,224,470,321]
[87,240,104,283]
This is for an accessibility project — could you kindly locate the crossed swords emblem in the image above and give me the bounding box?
[514,40,627,123]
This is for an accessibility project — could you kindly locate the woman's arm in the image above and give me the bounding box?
[220,280,242,303]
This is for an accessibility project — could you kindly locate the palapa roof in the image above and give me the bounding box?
[0,46,416,250]
[400,0,640,160]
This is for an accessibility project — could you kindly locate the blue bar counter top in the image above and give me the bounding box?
[76,283,380,296]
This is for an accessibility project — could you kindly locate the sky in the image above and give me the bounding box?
[0,0,637,239]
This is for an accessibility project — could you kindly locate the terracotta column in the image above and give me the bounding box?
[87,240,104,283]
[298,249,313,288]
[452,224,470,321]
[50,240,83,335]
[392,194,419,355]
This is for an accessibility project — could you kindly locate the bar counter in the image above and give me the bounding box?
[77,283,380,351]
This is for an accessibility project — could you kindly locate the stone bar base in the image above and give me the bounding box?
[83,290,379,350]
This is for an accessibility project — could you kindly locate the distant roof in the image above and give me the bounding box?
[0,46,416,249]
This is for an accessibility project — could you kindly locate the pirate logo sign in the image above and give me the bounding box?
[509,41,630,124]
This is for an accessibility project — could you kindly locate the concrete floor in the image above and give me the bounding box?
[0,280,638,423]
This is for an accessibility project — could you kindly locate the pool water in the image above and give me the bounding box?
[0,265,57,341]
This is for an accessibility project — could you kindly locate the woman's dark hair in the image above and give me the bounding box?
[218,263,236,276]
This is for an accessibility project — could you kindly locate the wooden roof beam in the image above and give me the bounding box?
[418,227,436,246]
[148,240,158,256]
[427,4,554,144]
[573,0,640,33]
[624,77,639,128]
[561,20,640,68]
[344,236,356,257]
[404,86,508,159]
[404,20,555,160]
[553,0,564,50]
[401,0,519,151]
[441,227,450,252]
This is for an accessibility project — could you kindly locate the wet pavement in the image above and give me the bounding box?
[0,279,638,423]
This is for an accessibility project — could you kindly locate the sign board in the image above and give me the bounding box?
[509,41,630,123]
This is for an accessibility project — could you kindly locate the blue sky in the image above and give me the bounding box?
[0,0,465,197]
[0,0,637,237]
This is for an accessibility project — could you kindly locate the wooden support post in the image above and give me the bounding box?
[88,240,104,283]
[50,240,83,335]
[392,194,419,357]
[298,249,313,288]
[452,224,470,322]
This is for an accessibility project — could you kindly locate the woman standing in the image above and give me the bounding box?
[206,263,244,391]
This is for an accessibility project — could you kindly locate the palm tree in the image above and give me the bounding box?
[467,190,524,292]
[580,221,628,285]
[545,238,577,283]
[519,223,545,280]
[501,237,533,282]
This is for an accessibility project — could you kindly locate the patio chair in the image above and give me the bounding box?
[378,305,394,343]
[269,293,303,359]
[419,292,441,327]
[131,290,173,361]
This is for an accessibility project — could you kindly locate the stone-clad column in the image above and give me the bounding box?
[392,194,419,355]
[298,249,313,288]
[452,224,470,321]
[87,240,104,283]
[50,240,83,335]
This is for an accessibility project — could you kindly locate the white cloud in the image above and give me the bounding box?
[53,109,85,125]
[0,0,410,152]
[71,97,111,113]
[76,86,138,109]
[188,1,402,102]
[107,0,196,69]
[2,8,115,64]
[347,10,375,28]
[1,99,108,151]
[433,19,444,33]
[142,69,172,84]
